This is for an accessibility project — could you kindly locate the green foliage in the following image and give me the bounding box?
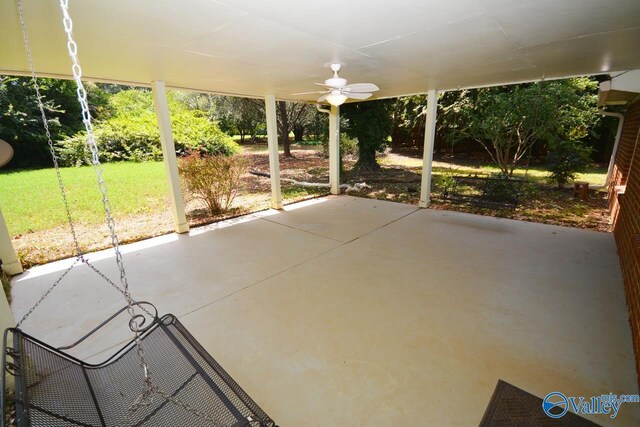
[178,152,248,215]
[321,133,358,159]
[442,78,599,176]
[1,269,10,304]
[0,76,110,168]
[390,78,600,175]
[342,100,393,171]
[390,95,429,145]
[0,162,169,236]
[58,90,238,165]
[546,140,592,188]
[210,96,265,142]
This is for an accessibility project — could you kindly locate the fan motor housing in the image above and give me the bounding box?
[324,77,347,88]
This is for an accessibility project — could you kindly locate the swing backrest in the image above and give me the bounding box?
[3,314,276,427]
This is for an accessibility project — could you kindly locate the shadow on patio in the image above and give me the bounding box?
[10,196,638,426]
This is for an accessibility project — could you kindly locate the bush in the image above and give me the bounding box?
[57,89,239,166]
[178,152,248,215]
[321,133,358,159]
[546,140,592,188]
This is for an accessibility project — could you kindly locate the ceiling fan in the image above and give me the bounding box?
[293,63,379,106]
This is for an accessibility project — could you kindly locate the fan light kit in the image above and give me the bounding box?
[325,90,348,107]
[293,63,379,106]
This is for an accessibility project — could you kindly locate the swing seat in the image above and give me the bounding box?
[2,305,277,427]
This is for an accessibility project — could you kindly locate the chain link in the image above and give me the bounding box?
[58,0,131,293]
[15,259,76,328]
[55,2,225,425]
[16,0,131,329]
[17,2,229,424]
[57,0,153,408]
[17,0,82,258]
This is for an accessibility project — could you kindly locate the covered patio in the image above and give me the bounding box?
[11,196,638,425]
[2,0,640,425]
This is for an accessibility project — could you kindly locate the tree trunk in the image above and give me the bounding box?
[293,124,305,143]
[276,101,293,157]
[353,142,380,173]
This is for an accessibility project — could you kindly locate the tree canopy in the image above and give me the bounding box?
[0,76,109,168]
[342,99,393,172]
[447,78,598,176]
[58,90,238,166]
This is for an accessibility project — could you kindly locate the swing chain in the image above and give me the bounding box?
[17,2,227,425]
[15,260,76,328]
[16,0,83,258]
[58,0,130,294]
[58,0,154,409]
[57,3,225,426]
[16,0,135,328]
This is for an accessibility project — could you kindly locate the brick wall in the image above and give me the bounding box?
[610,98,640,386]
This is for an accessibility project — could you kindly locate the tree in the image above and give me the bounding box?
[342,100,393,172]
[0,76,110,168]
[276,101,313,157]
[212,96,265,143]
[546,140,592,188]
[446,78,598,177]
[249,100,314,157]
[390,95,428,147]
[58,89,238,165]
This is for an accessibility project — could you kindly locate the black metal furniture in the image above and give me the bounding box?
[441,175,526,210]
[2,303,277,427]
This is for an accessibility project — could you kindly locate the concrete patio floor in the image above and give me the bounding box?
[10,196,639,426]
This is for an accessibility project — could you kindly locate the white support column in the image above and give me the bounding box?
[419,89,438,208]
[0,207,22,275]
[265,95,283,209]
[329,105,340,195]
[151,81,189,233]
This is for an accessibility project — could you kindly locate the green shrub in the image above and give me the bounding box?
[1,270,10,304]
[57,89,238,166]
[178,152,248,215]
[321,133,358,159]
[546,140,592,188]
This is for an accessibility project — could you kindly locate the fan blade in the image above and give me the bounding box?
[292,90,328,95]
[317,93,329,103]
[345,92,372,100]
[343,83,379,93]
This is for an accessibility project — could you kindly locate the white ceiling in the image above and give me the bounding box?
[1,0,640,102]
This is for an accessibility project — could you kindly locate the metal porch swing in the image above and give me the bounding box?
[1,1,277,426]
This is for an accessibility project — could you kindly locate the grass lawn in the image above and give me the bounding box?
[1,147,610,269]
[380,154,607,186]
[1,148,329,268]
[0,162,169,236]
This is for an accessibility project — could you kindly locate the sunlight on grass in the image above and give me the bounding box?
[0,162,169,236]
[382,155,607,186]
[576,167,607,186]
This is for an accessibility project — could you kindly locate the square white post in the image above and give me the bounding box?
[151,81,189,233]
[0,207,22,275]
[265,95,283,209]
[329,105,340,195]
[419,89,438,208]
